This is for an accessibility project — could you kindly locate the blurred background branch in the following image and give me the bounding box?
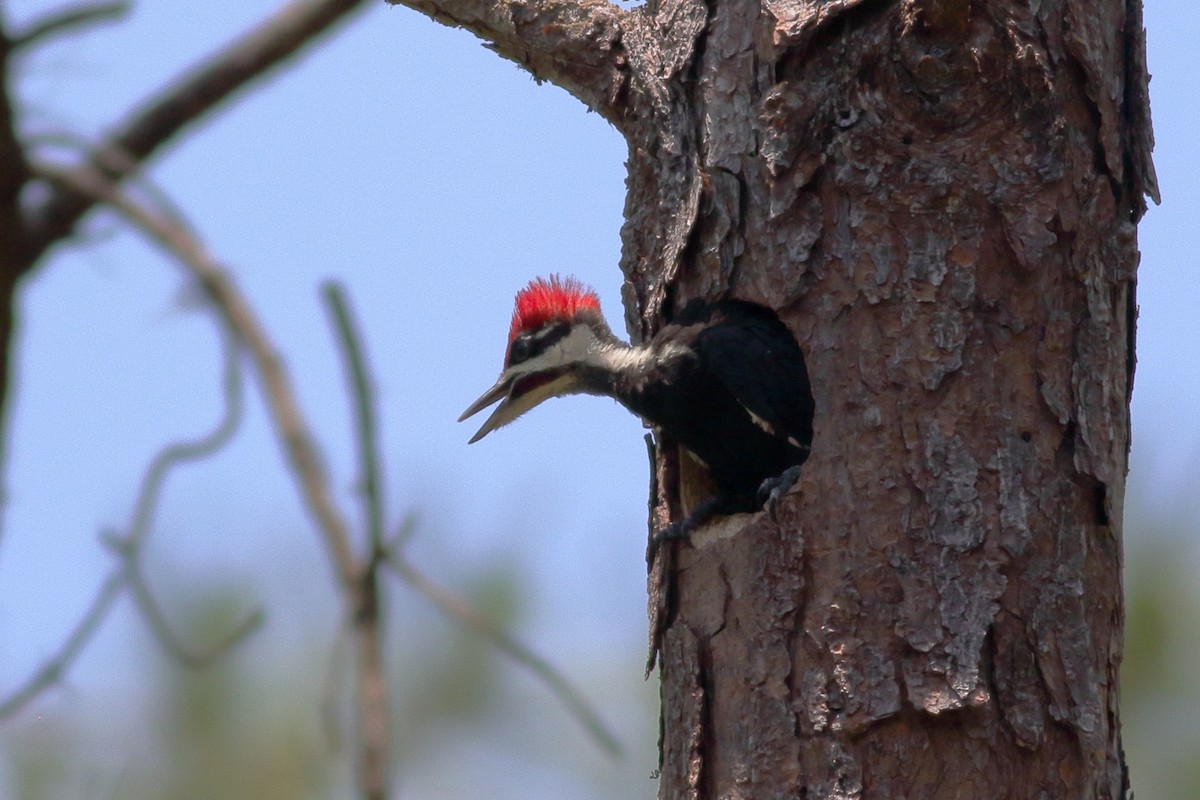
[8,1,130,51]
[9,160,622,797]
[0,572,124,719]
[0,187,257,716]
[322,281,391,799]
[386,548,622,757]
[16,0,370,265]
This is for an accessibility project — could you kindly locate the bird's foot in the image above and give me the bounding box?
[647,494,732,565]
[653,518,694,544]
[757,465,803,521]
[647,518,695,565]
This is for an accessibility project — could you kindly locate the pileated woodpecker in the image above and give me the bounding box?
[459,276,814,546]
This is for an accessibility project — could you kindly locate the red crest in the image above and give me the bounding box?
[507,276,601,345]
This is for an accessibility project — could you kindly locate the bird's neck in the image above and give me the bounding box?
[576,328,687,424]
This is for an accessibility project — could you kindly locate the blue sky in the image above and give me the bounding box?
[0,0,1195,795]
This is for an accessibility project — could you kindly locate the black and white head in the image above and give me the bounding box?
[459,276,618,443]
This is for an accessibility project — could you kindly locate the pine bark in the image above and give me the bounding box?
[631,1,1157,798]
[364,0,1152,794]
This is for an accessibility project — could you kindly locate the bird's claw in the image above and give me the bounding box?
[757,465,803,521]
[657,519,694,543]
[648,519,693,564]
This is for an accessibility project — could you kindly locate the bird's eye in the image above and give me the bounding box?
[509,336,533,364]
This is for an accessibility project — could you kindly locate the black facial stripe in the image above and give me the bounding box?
[508,322,572,366]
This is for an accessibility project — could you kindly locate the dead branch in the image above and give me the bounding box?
[126,562,264,669]
[9,1,130,51]
[32,160,382,794]
[25,132,199,239]
[323,282,386,554]
[20,0,370,264]
[104,531,264,670]
[34,163,361,589]
[104,311,262,667]
[322,281,391,799]
[0,239,256,717]
[0,18,29,292]
[25,159,620,789]
[386,549,622,756]
[0,572,125,719]
[122,327,244,553]
[384,0,633,126]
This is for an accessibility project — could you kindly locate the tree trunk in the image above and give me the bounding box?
[382,0,1155,794]
[632,0,1157,797]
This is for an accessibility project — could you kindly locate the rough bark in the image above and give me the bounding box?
[628,0,1155,797]
[393,0,1156,794]
[400,0,1152,796]
[384,0,1154,794]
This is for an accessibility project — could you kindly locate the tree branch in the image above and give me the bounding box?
[33,163,361,590]
[0,572,125,719]
[0,22,31,428]
[0,217,256,717]
[100,303,263,668]
[25,131,200,238]
[385,548,622,757]
[116,533,265,669]
[20,0,370,263]
[322,281,391,799]
[385,0,633,126]
[322,282,385,556]
[32,162,407,799]
[9,1,131,51]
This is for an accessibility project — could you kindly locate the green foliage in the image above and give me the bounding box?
[1121,516,1200,800]
[15,509,1195,798]
[0,555,655,799]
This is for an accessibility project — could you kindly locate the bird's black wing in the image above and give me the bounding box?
[689,300,814,453]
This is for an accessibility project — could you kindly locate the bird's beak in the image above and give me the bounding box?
[458,375,515,444]
[459,369,573,444]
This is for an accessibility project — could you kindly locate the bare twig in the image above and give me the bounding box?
[10,0,130,51]
[389,513,419,552]
[108,316,262,666]
[105,531,264,669]
[21,0,370,262]
[0,220,255,717]
[131,571,264,668]
[4,0,367,477]
[386,551,622,757]
[322,281,385,554]
[320,621,353,753]
[33,163,360,589]
[123,324,244,553]
[322,281,391,799]
[26,131,198,239]
[0,572,125,718]
[352,577,389,800]
[33,161,391,796]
